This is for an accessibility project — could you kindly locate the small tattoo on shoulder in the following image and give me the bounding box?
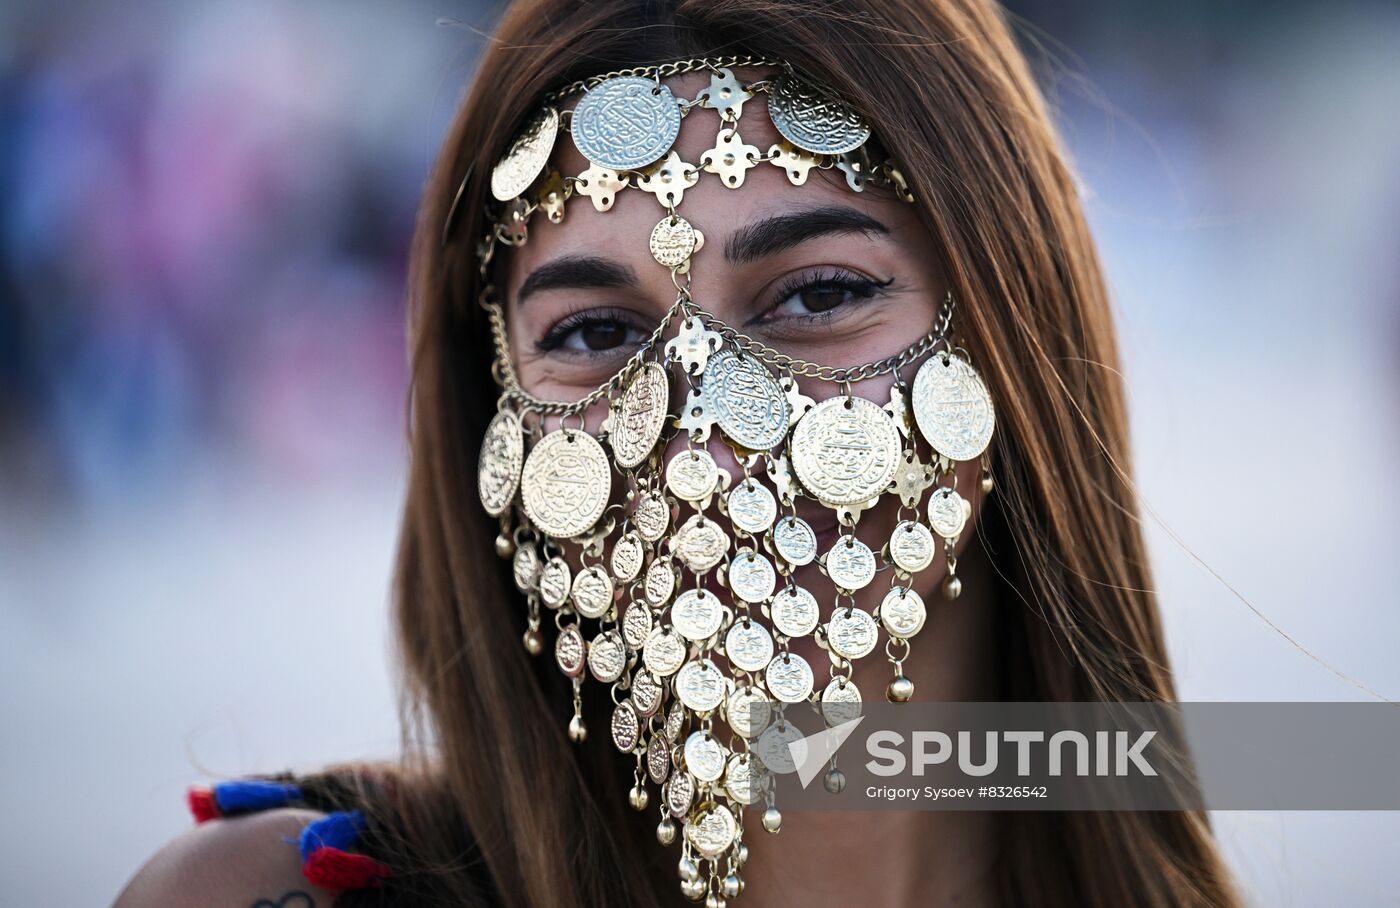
[250,891,315,908]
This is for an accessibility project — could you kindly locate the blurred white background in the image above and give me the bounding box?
[1,0,1397,903]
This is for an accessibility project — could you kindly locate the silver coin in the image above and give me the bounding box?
[724,618,774,672]
[766,72,871,156]
[827,607,878,660]
[663,699,686,741]
[571,565,614,619]
[770,585,820,638]
[880,586,927,639]
[621,602,653,650]
[633,490,670,542]
[611,363,669,469]
[611,700,640,752]
[684,730,727,782]
[911,353,996,462]
[820,676,863,726]
[927,486,972,539]
[671,589,724,641]
[790,396,900,506]
[555,624,585,677]
[587,629,627,682]
[571,76,682,171]
[726,549,776,604]
[610,530,645,582]
[724,752,764,805]
[765,652,814,704]
[725,683,772,740]
[754,717,803,774]
[671,514,729,573]
[889,520,935,574]
[643,626,687,677]
[771,515,818,566]
[647,733,671,783]
[520,430,611,538]
[512,544,540,593]
[701,350,791,451]
[666,449,720,502]
[631,668,664,716]
[491,107,559,201]
[649,215,697,268]
[685,803,737,858]
[538,556,572,608]
[825,537,877,591]
[666,770,694,817]
[725,479,777,535]
[644,558,677,605]
[478,410,524,516]
[675,658,726,712]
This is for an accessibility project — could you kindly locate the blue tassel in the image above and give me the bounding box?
[298,810,368,862]
[213,780,303,814]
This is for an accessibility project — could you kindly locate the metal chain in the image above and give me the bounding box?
[541,55,784,105]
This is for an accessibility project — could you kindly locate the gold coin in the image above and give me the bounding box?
[911,353,995,462]
[702,350,791,451]
[649,215,697,268]
[477,410,523,517]
[685,803,737,858]
[490,107,559,201]
[520,430,611,539]
[790,396,900,506]
[611,363,669,469]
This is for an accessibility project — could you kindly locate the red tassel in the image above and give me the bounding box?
[187,786,221,824]
[302,847,393,889]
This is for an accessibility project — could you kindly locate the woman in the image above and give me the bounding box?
[115,1,1240,906]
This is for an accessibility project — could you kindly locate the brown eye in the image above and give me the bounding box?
[580,321,628,350]
[798,287,850,313]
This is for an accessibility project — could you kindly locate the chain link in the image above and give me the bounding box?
[541,55,784,105]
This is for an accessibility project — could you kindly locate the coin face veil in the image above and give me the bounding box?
[467,56,997,903]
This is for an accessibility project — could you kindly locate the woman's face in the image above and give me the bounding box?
[501,72,982,688]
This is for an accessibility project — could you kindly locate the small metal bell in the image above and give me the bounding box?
[568,715,588,742]
[656,817,677,845]
[823,767,847,793]
[522,628,543,655]
[941,574,962,601]
[495,533,515,558]
[761,806,782,834]
[629,784,650,811]
[887,674,915,702]
[681,877,706,901]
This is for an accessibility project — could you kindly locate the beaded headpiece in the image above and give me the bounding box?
[469,56,996,903]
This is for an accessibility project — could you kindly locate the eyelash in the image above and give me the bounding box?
[533,268,894,356]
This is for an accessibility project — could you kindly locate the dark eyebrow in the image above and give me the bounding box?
[724,205,890,264]
[516,255,639,305]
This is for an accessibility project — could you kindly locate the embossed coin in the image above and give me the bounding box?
[672,589,724,641]
[889,520,935,574]
[478,411,524,516]
[643,627,687,677]
[725,479,777,535]
[571,565,614,619]
[664,700,686,741]
[512,544,540,593]
[631,668,664,716]
[666,771,694,817]
[555,624,585,677]
[686,804,738,858]
[666,449,720,501]
[791,396,900,505]
[644,558,677,605]
[911,354,996,462]
[726,549,776,604]
[724,618,774,672]
[571,76,682,171]
[724,752,763,805]
[880,586,926,639]
[755,718,803,774]
[633,490,670,542]
[491,107,559,201]
[671,514,729,573]
[927,486,972,539]
[684,731,727,782]
[726,683,773,739]
[766,72,871,156]
[770,585,820,638]
[587,629,627,682]
[771,515,818,566]
[820,676,863,726]
[675,658,726,712]
[765,652,814,703]
[702,350,791,451]
[648,733,671,783]
[612,363,669,469]
[610,531,645,582]
[825,537,877,591]
[611,700,640,752]
[649,215,697,268]
[827,607,878,660]
[621,602,653,650]
[538,556,572,608]
[520,430,611,538]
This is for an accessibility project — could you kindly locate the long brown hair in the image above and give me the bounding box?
[338,1,1244,905]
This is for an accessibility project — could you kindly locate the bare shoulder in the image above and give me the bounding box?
[112,807,339,908]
